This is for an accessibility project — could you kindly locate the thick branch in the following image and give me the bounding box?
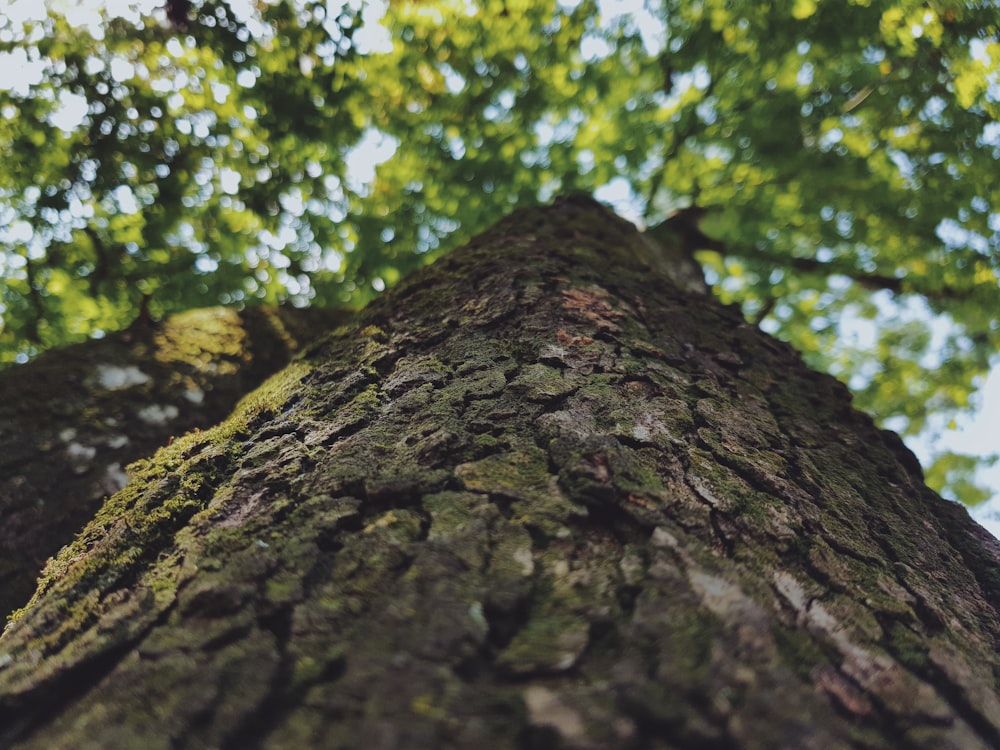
[725,244,977,300]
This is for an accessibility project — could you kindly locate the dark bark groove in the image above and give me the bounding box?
[1,197,998,749]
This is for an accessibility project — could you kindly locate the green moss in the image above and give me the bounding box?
[154,307,247,373]
[473,433,500,451]
[4,362,310,630]
[661,608,720,681]
[611,449,671,503]
[455,447,552,503]
[354,383,382,407]
[423,492,490,537]
[686,448,770,524]
[507,363,576,402]
[885,621,930,672]
[265,572,305,606]
[487,522,536,581]
[216,360,312,439]
[359,325,388,341]
[773,625,829,680]
[497,609,590,674]
[575,375,618,401]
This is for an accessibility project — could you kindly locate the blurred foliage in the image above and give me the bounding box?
[925,450,999,505]
[0,0,997,503]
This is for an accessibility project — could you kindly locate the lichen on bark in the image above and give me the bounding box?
[1,196,999,749]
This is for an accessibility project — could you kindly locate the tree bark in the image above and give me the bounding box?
[0,305,348,617]
[1,196,999,749]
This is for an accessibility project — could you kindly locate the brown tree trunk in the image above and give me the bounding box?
[1,196,998,749]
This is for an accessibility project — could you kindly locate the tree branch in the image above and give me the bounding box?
[721,243,977,301]
[21,250,44,344]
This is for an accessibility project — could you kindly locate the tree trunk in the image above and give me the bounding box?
[1,196,998,749]
[0,305,348,617]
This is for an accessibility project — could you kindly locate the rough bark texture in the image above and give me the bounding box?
[0,305,347,617]
[1,197,999,749]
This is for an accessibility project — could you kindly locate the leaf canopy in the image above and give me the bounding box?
[0,0,997,503]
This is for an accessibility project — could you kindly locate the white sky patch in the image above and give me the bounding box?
[0,47,46,95]
[581,34,612,62]
[558,0,665,55]
[109,57,135,82]
[3,220,34,244]
[236,69,257,88]
[354,0,393,54]
[597,0,666,55]
[344,128,399,195]
[594,177,644,226]
[6,0,161,35]
[219,167,242,195]
[982,122,1000,147]
[49,90,89,131]
[439,62,466,95]
[903,347,1000,492]
[1,0,48,26]
[970,38,991,64]
[212,81,231,105]
[113,184,139,213]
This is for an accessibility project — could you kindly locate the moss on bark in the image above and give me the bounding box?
[1,197,999,749]
[0,305,348,618]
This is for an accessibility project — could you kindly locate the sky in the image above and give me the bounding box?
[2,0,999,536]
